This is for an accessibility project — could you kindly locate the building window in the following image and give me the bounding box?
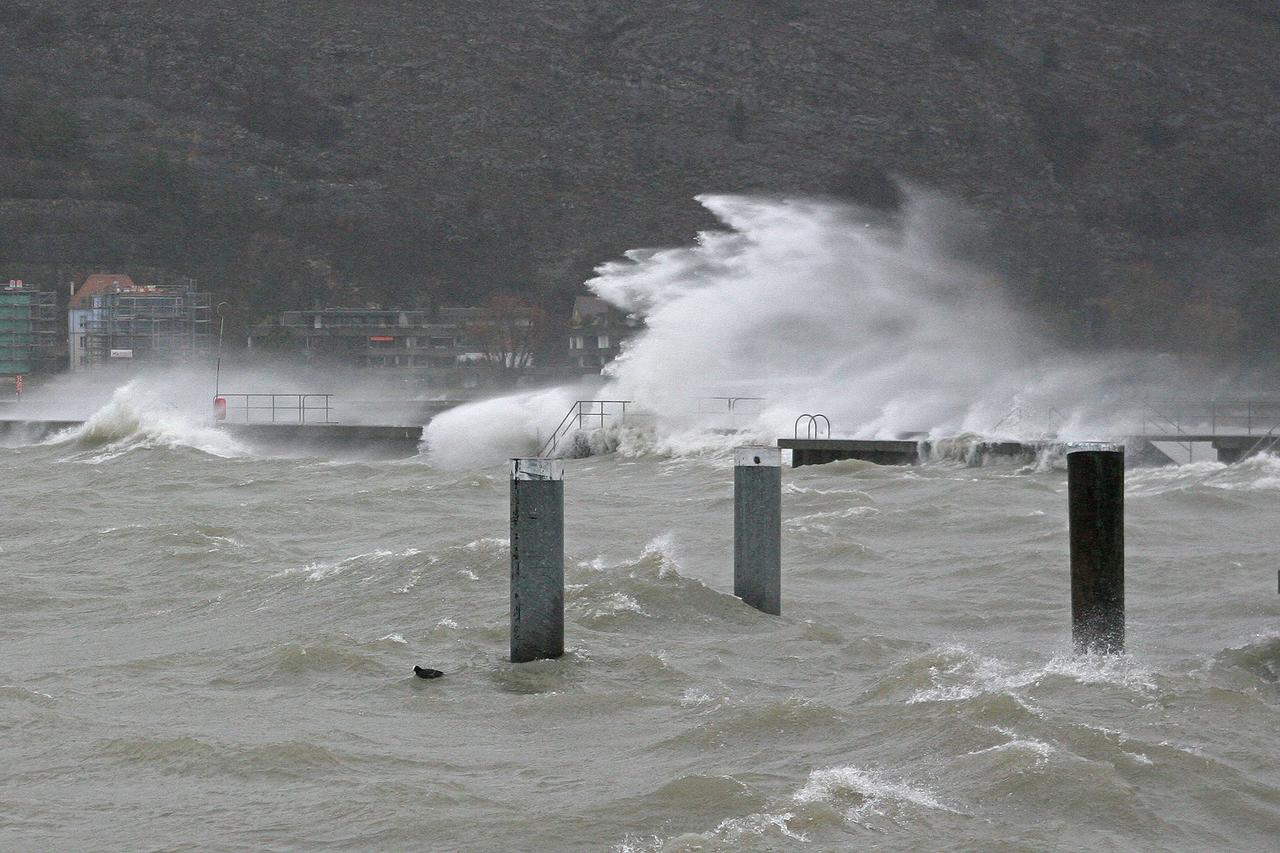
[597,335,610,349]
[569,335,585,350]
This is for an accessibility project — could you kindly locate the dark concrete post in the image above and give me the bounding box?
[1068,443,1125,653]
[510,458,564,663]
[734,446,782,615]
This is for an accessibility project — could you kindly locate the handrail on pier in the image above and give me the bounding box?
[696,396,766,414]
[537,396,768,457]
[217,393,336,425]
[794,414,831,439]
[538,400,633,457]
[1140,400,1280,438]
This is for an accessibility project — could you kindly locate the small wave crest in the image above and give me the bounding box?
[889,644,1159,707]
[571,535,747,627]
[793,765,952,824]
[631,763,950,848]
[1212,634,1280,683]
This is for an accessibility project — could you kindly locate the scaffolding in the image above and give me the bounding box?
[81,288,212,367]
[0,287,58,378]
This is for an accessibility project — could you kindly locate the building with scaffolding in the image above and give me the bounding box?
[0,280,59,391]
[69,274,212,371]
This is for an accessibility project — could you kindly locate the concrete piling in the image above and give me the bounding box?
[734,446,782,615]
[510,458,565,663]
[1067,444,1125,653]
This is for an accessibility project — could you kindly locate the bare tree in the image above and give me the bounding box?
[465,292,547,387]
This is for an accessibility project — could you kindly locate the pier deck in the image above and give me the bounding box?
[778,438,920,466]
[777,437,1060,467]
[779,434,1278,467]
[1133,434,1277,464]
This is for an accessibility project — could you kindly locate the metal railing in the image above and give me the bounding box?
[537,396,768,456]
[794,413,831,439]
[1243,423,1280,460]
[696,396,765,415]
[1140,400,1280,437]
[1139,402,1194,462]
[538,400,633,456]
[218,393,336,425]
[990,405,1068,434]
[695,396,766,431]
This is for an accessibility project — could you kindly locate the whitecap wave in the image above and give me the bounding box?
[794,765,953,824]
[55,381,246,460]
[905,644,1159,705]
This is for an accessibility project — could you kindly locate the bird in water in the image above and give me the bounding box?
[414,665,444,679]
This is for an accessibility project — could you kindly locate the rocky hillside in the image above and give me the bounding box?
[2,0,1278,360]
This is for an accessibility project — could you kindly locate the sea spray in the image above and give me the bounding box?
[422,383,589,468]
[59,381,246,459]
[428,192,1210,463]
[589,193,1178,440]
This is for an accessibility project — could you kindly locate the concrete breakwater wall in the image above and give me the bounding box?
[0,419,424,458]
[0,419,84,445]
[220,423,423,458]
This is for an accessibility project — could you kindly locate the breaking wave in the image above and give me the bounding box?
[53,382,245,460]
[1126,453,1280,496]
[428,192,1207,464]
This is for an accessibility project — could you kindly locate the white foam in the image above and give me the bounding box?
[639,533,682,577]
[58,381,246,460]
[678,688,714,707]
[584,592,647,619]
[279,549,395,581]
[463,537,508,551]
[609,837,661,853]
[966,726,1056,762]
[907,644,1158,705]
[711,811,808,843]
[794,765,952,824]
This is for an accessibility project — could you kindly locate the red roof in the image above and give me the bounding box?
[71,274,138,308]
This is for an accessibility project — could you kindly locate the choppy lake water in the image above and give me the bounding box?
[3,423,1279,850]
